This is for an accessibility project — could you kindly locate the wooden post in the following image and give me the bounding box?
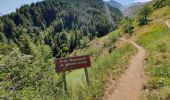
[84,67,90,85]
[63,72,67,94]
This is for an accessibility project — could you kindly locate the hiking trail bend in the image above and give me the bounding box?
[105,38,146,100]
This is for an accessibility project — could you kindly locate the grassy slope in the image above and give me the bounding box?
[60,29,137,100]
[66,5,170,100]
[131,6,170,100]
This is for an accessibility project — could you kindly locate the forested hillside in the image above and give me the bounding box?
[106,0,124,10]
[1,0,170,99]
[0,0,122,57]
[0,0,122,99]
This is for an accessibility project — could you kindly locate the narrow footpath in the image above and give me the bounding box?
[105,38,146,100]
[165,20,170,28]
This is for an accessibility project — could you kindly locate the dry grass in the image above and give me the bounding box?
[132,9,170,99]
[150,6,170,20]
[61,29,137,100]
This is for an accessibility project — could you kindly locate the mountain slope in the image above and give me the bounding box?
[103,0,170,100]
[105,38,145,100]
[0,0,122,56]
[122,2,146,17]
[106,0,148,17]
[124,0,170,99]
[106,0,124,10]
[0,0,123,99]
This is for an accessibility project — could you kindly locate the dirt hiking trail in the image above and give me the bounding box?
[165,20,170,28]
[104,38,146,100]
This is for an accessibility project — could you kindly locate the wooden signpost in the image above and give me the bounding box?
[55,55,91,93]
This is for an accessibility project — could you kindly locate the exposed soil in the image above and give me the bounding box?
[104,38,146,100]
[165,20,170,28]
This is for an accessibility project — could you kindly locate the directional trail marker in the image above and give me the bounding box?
[55,55,91,73]
[55,55,91,95]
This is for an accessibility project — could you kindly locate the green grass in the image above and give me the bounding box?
[70,29,123,59]
[129,5,170,100]
[134,20,170,100]
[150,6,170,20]
[65,5,170,100]
[64,42,137,100]
[44,26,138,99]
[54,28,137,99]
[137,23,169,46]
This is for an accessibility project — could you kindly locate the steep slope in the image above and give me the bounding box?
[106,1,148,17]
[106,0,124,10]
[122,3,146,17]
[0,0,123,99]
[0,0,122,57]
[126,0,170,99]
[104,0,170,100]
[67,29,137,100]
[122,2,146,17]
[105,38,145,100]
[135,7,170,100]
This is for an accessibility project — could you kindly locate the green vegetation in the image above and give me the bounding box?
[0,19,136,99]
[70,29,123,58]
[150,6,170,20]
[137,6,151,25]
[0,0,127,99]
[131,1,170,99]
[153,0,170,9]
[1,0,170,99]
[66,41,137,100]
[121,18,134,35]
[0,0,122,58]
[136,22,170,100]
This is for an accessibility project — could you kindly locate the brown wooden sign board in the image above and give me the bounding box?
[55,55,91,73]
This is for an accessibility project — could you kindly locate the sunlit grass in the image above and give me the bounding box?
[150,6,170,20]
[133,19,170,100]
[65,42,137,100]
[70,29,123,58]
[56,29,137,99]
[136,23,169,46]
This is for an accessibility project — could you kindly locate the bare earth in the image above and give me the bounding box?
[165,21,170,28]
[105,38,146,100]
